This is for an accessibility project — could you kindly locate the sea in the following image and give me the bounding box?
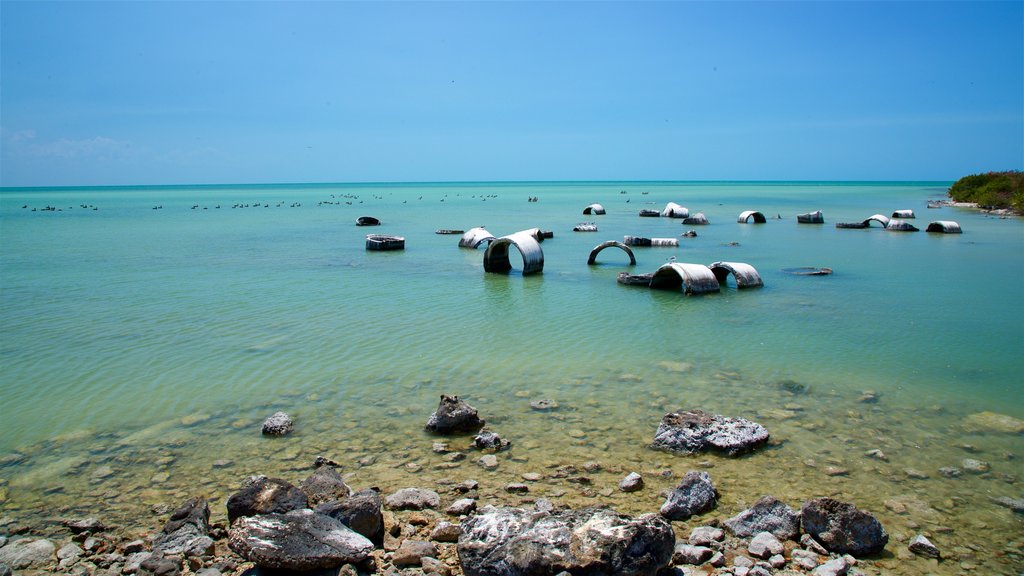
[1,181,1022,573]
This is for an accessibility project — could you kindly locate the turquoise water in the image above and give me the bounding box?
[1,182,1022,573]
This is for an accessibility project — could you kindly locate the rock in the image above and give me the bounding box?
[473,430,511,452]
[431,521,462,542]
[659,471,717,521]
[0,538,56,569]
[801,497,888,556]
[432,442,450,454]
[385,487,440,510]
[153,497,213,556]
[619,472,644,492]
[316,488,385,546]
[801,533,829,555]
[226,477,308,523]
[792,548,820,570]
[228,509,373,570]
[905,469,929,480]
[963,411,1024,434]
[0,563,9,576]
[478,454,498,469]
[939,467,962,478]
[673,544,714,565]
[300,465,353,505]
[425,395,485,433]
[458,506,675,576]
[858,391,878,404]
[651,409,769,456]
[864,449,887,462]
[392,539,437,567]
[961,458,991,474]
[137,556,181,576]
[748,532,784,559]
[62,517,109,534]
[812,557,849,576]
[768,554,786,568]
[908,534,940,558]
[521,472,543,482]
[448,498,477,516]
[991,496,1024,513]
[505,483,529,494]
[688,526,724,546]
[724,496,801,541]
[529,399,559,411]
[261,411,293,436]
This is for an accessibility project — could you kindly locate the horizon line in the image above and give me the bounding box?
[0,178,956,192]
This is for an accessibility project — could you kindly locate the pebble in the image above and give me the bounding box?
[391,539,438,567]
[908,534,941,558]
[529,399,559,411]
[825,467,849,477]
[904,468,929,480]
[813,557,849,576]
[619,472,644,493]
[567,429,586,438]
[446,498,476,516]
[521,473,542,482]
[962,458,991,473]
[430,521,461,543]
[864,449,887,461]
[478,455,498,470]
[505,483,529,494]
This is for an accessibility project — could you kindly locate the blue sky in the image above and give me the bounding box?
[1,1,1021,186]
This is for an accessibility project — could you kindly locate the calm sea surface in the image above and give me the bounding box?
[1,182,1022,573]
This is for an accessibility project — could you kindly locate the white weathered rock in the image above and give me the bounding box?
[619,472,644,492]
[228,509,373,571]
[0,538,56,570]
[748,532,784,559]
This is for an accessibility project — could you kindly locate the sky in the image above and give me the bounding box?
[1,1,1022,187]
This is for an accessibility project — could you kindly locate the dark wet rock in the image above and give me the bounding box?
[458,506,675,576]
[261,411,293,436]
[314,456,341,468]
[505,483,529,494]
[748,532,784,559]
[62,517,109,534]
[651,409,769,456]
[0,563,9,576]
[0,538,56,569]
[425,395,484,433]
[473,429,511,452]
[939,466,962,478]
[137,556,181,576]
[908,534,940,558]
[991,496,1024,513]
[673,544,714,565]
[619,472,644,492]
[153,498,214,556]
[723,495,800,541]
[447,498,477,516]
[300,465,353,506]
[392,539,437,567]
[384,487,440,510]
[801,497,888,556]
[228,509,373,570]
[659,471,717,521]
[226,477,309,524]
[315,488,385,546]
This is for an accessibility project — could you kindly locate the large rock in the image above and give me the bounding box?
[801,497,888,556]
[425,395,485,433]
[723,496,800,540]
[458,506,674,576]
[153,497,214,556]
[226,476,309,524]
[228,509,374,570]
[660,471,717,520]
[385,487,441,510]
[315,488,385,546]
[0,538,55,570]
[300,466,352,506]
[652,409,769,456]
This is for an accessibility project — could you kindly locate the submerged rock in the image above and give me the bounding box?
[153,497,214,556]
[991,496,1024,513]
[229,509,373,570]
[724,495,800,541]
[651,409,769,456]
[425,395,485,433]
[908,534,940,558]
[660,471,718,520]
[300,465,353,506]
[963,411,1024,434]
[473,429,511,452]
[801,497,888,556]
[261,411,293,436]
[226,476,309,524]
[385,487,440,510]
[316,488,385,546]
[458,506,674,576]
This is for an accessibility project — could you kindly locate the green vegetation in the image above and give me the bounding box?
[948,170,1024,214]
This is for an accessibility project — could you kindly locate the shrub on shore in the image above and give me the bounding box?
[948,170,1024,214]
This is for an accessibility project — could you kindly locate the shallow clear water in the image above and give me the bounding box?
[1,182,1022,573]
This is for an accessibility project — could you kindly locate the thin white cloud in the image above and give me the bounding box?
[2,129,132,160]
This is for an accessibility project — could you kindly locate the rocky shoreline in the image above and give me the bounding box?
[5,396,1010,576]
